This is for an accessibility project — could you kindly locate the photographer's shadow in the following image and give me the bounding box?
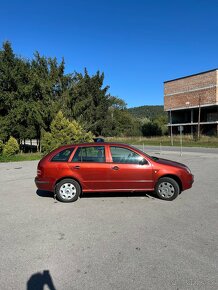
[27,270,56,290]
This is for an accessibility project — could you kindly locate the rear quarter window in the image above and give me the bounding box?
[51,148,74,162]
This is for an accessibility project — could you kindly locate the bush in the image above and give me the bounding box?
[0,140,4,154]
[3,136,19,156]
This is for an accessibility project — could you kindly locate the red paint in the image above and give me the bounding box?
[35,143,194,194]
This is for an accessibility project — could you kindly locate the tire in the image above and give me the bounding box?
[55,179,81,202]
[155,177,180,201]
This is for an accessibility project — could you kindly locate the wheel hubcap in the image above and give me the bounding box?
[158,182,175,198]
[59,183,76,200]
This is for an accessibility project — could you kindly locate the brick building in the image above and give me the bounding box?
[164,69,218,136]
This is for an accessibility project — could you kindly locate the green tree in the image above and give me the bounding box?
[68,69,110,135]
[141,122,162,137]
[0,140,4,154]
[154,115,168,135]
[103,109,141,137]
[41,111,93,153]
[0,41,70,143]
[29,52,67,139]
[0,41,20,140]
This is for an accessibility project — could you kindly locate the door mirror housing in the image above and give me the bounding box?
[139,158,148,165]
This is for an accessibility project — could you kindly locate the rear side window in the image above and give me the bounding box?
[51,148,74,162]
[72,146,105,163]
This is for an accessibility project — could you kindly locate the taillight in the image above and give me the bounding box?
[37,167,43,177]
[37,169,41,176]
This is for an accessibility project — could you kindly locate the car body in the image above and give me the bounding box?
[35,142,194,202]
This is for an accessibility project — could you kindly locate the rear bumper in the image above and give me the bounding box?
[35,177,54,191]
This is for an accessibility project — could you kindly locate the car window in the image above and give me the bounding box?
[51,148,74,162]
[72,146,105,163]
[110,146,146,164]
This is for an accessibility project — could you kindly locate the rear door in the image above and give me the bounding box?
[70,145,111,190]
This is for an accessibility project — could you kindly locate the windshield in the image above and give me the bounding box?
[150,156,159,161]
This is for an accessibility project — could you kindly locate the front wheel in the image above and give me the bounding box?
[155,177,180,201]
[55,179,81,202]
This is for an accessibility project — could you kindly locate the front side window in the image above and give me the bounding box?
[72,146,105,163]
[110,146,146,164]
[51,148,74,162]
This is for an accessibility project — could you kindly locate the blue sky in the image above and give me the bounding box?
[1,0,218,107]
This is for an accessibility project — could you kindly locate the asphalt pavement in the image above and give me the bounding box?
[0,150,217,290]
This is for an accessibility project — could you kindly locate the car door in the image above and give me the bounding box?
[108,146,154,190]
[70,145,111,190]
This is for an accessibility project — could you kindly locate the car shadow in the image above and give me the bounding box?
[36,189,156,200]
[36,190,54,199]
[81,191,156,199]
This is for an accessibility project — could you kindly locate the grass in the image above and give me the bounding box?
[0,152,42,163]
[105,135,218,148]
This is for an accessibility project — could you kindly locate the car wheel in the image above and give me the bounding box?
[155,177,180,201]
[55,179,81,202]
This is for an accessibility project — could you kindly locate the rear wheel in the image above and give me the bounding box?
[55,179,81,202]
[155,177,180,201]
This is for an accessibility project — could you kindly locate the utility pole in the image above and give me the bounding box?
[170,108,173,146]
[179,125,183,156]
[197,96,201,140]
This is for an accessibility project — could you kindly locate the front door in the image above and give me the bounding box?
[108,146,154,190]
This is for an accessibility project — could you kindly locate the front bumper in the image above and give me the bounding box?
[183,173,194,190]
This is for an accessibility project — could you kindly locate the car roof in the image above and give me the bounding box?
[57,142,133,149]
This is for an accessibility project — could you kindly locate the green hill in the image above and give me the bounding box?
[127,105,166,121]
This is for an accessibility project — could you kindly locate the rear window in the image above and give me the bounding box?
[51,148,74,162]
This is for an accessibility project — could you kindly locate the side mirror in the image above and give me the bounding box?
[139,158,148,165]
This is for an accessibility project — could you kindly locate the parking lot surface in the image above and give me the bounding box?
[0,150,218,290]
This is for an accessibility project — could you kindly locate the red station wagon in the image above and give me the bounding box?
[35,143,194,202]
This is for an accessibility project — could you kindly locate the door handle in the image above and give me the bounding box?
[112,166,119,170]
[73,166,80,169]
